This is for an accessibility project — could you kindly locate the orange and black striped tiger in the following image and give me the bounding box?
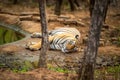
[26,27,81,53]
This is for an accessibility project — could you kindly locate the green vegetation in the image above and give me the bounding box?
[48,67,71,73]
[47,64,120,80]
[107,65,120,73]
[95,65,120,80]
[11,63,120,74]
[1,62,120,79]
[0,26,24,45]
[0,61,34,73]
[115,27,120,47]
[95,65,120,75]
[117,37,120,47]
[12,61,34,73]
[12,66,29,73]
[110,26,120,47]
[0,63,5,67]
[47,64,75,73]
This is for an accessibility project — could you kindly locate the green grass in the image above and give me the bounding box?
[0,61,34,73]
[47,64,75,73]
[95,65,120,80]
[12,61,34,73]
[107,65,120,73]
[0,26,24,45]
[12,66,29,73]
[13,63,119,74]
[116,37,120,47]
[95,65,120,74]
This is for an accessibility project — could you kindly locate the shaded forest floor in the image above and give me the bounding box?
[0,2,120,80]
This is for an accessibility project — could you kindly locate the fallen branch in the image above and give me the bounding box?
[19,15,40,22]
[0,11,19,16]
[20,12,40,16]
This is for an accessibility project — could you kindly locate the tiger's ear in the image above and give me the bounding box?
[75,35,79,39]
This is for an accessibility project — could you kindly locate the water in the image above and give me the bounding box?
[0,26,25,45]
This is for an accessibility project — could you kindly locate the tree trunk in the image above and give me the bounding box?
[68,0,76,11]
[54,0,78,15]
[54,0,63,16]
[13,0,18,4]
[103,0,110,23]
[38,0,49,68]
[89,0,110,23]
[89,0,95,17]
[74,0,80,7]
[78,0,109,80]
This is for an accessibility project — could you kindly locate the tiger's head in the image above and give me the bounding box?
[61,36,81,53]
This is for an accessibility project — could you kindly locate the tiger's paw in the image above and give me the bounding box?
[25,42,40,51]
[31,32,42,38]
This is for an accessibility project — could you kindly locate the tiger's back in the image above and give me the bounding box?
[49,28,81,53]
[49,28,80,38]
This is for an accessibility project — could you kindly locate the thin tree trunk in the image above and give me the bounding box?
[69,0,76,11]
[74,0,80,7]
[78,0,109,80]
[13,0,18,4]
[54,0,63,16]
[54,0,77,15]
[103,0,110,23]
[89,0,95,17]
[38,0,49,68]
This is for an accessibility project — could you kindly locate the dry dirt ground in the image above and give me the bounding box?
[0,3,120,80]
[0,68,78,80]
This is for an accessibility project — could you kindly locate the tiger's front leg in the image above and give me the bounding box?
[26,35,54,51]
[26,41,41,50]
[31,32,42,38]
[31,31,51,38]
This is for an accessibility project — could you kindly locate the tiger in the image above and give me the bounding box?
[26,27,81,53]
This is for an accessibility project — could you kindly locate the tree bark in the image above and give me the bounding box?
[103,0,110,23]
[74,0,80,7]
[78,0,109,80]
[38,0,49,68]
[69,0,76,11]
[54,0,63,16]
[89,0,110,23]
[89,0,95,17]
[13,0,18,4]
[54,0,79,15]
